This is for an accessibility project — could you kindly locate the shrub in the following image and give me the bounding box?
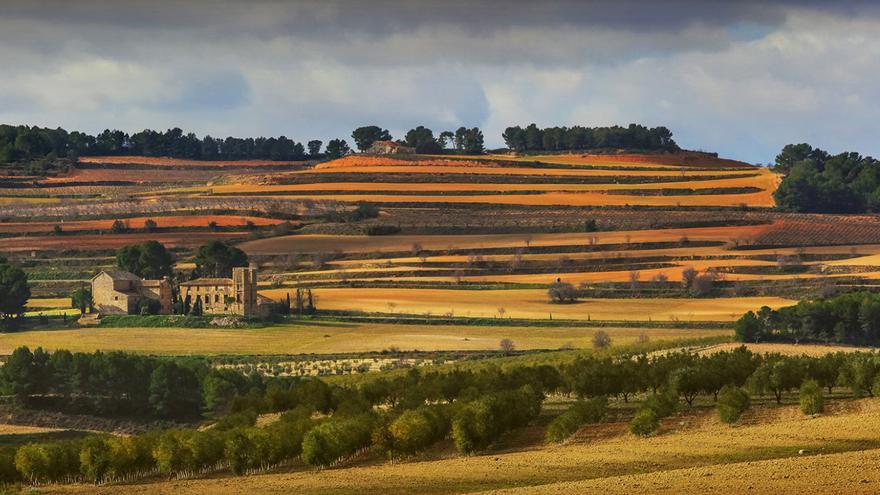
[364,224,401,236]
[224,427,273,475]
[79,436,111,483]
[452,386,543,454]
[799,379,824,415]
[872,375,880,398]
[110,219,127,233]
[301,415,375,466]
[716,385,750,424]
[548,281,578,303]
[629,407,659,437]
[387,407,449,456]
[643,388,678,418]
[545,397,607,443]
[352,202,380,221]
[592,331,611,349]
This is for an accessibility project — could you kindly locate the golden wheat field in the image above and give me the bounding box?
[260,288,794,321]
[41,398,880,495]
[0,323,727,355]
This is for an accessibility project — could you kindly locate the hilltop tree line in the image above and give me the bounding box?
[0,125,317,164]
[774,143,880,213]
[502,124,678,153]
[735,291,880,345]
[1,122,682,173]
[1,343,876,485]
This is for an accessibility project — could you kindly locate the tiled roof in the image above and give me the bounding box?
[180,278,234,286]
[95,270,141,281]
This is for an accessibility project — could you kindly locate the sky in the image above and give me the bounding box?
[1,0,879,163]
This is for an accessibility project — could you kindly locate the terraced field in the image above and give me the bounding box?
[191,153,779,208]
[8,151,880,319]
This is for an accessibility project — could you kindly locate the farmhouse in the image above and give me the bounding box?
[90,271,173,316]
[179,266,271,317]
[92,266,270,317]
[367,140,415,155]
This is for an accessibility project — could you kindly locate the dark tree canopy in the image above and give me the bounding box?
[307,139,323,157]
[351,126,392,152]
[71,287,93,315]
[325,139,350,159]
[0,257,30,319]
[773,143,880,213]
[404,126,441,153]
[502,123,678,153]
[453,127,484,154]
[194,241,249,278]
[115,241,173,279]
[735,292,880,345]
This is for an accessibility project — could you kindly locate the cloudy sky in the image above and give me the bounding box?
[1,0,878,163]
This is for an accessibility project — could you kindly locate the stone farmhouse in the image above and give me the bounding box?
[90,271,173,315]
[367,140,415,154]
[91,266,270,317]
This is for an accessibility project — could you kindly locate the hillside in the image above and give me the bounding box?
[39,397,880,495]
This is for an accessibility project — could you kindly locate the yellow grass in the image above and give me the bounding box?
[26,298,71,309]
[0,323,726,355]
[0,424,65,435]
[43,398,880,495]
[261,288,794,322]
[0,197,60,204]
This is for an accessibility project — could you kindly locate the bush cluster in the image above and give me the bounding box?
[716,385,750,424]
[545,397,608,443]
[452,385,543,454]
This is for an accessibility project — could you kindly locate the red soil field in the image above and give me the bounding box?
[45,168,235,183]
[78,156,309,167]
[0,232,246,252]
[0,215,285,234]
[315,155,489,170]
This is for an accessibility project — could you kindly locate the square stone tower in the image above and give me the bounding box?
[231,266,258,316]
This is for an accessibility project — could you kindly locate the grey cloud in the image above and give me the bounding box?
[1,1,880,163]
[163,71,252,112]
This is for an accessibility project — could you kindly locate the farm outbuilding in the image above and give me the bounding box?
[366,140,415,155]
[91,271,173,315]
